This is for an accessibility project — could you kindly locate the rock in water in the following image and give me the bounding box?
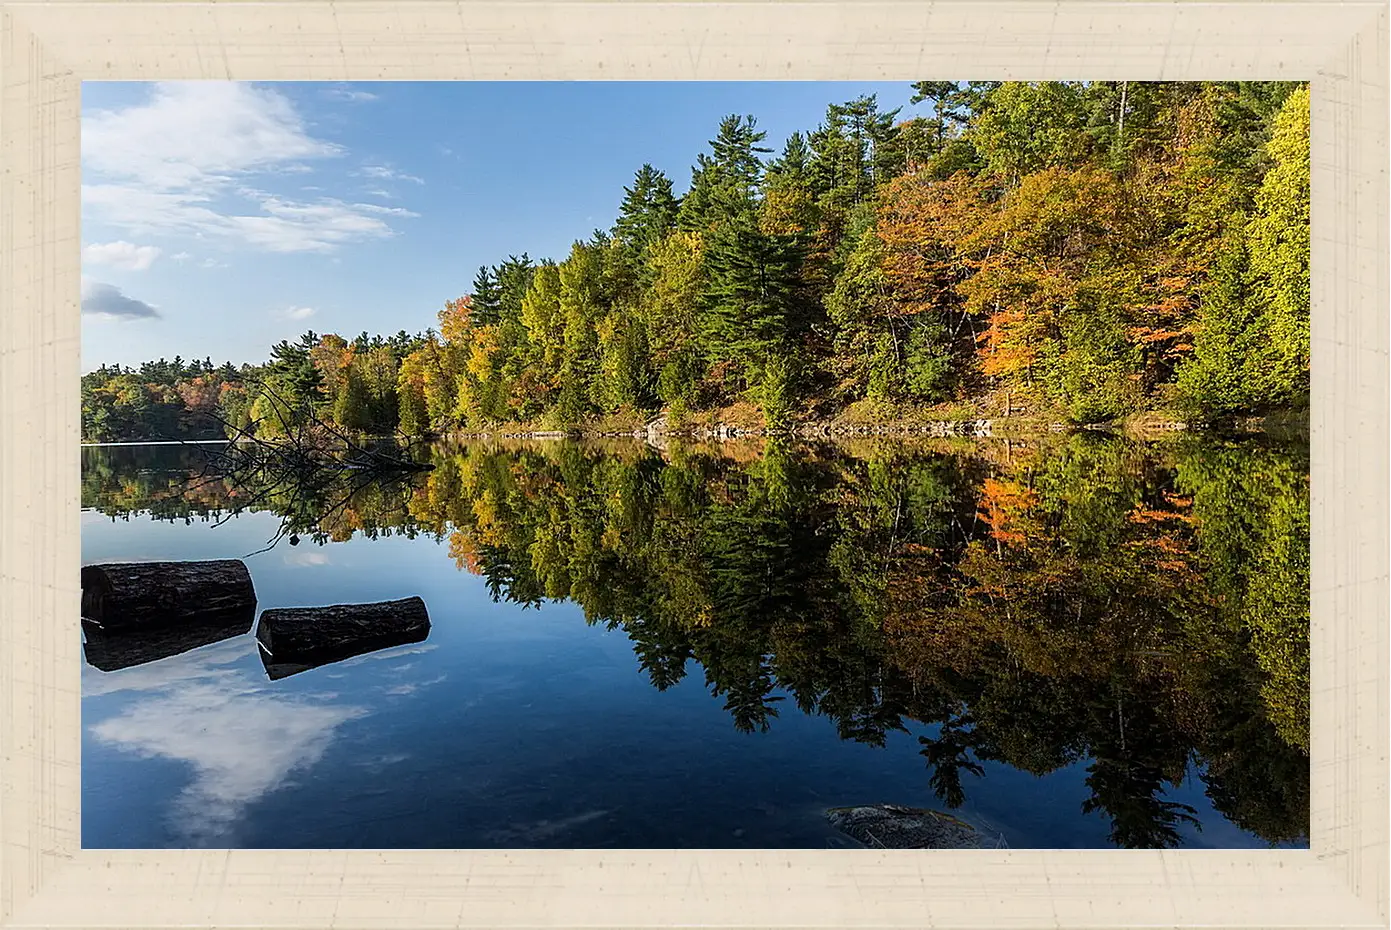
[81,559,256,630]
[826,804,985,849]
[255,596,431,680]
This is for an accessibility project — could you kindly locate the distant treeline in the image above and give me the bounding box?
[82,80,1310,443]
[81,331,434,443]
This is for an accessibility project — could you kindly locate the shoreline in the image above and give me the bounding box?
[81,409,1307,447]
[453,418,1005,443]
[435,410,1305,444]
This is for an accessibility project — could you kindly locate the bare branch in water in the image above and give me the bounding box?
[173,378,433,556]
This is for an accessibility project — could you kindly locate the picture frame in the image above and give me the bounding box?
[1,1,1385,926]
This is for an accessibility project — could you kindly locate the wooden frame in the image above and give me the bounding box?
[0,1,1385,927]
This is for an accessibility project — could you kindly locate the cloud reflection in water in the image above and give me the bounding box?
[86,636,368,846]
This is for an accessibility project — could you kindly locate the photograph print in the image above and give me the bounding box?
[80,79,1310,851]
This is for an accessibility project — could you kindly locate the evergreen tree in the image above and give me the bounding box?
[678,154,720,232]
[678,114,771,231]
[470,265,503,326]
[495,254,536,323]
[266,332,325,414]
[702,213,802,389]
[614,164,680,262]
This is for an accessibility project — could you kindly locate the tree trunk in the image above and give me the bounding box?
[81,559,256,630]
[82,605,255,672]
[1116,81,1129,152]
[255,596,431,680]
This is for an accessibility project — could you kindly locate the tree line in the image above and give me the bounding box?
[81,330,434,442]
[82,81,1310,443]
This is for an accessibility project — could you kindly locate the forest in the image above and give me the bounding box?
[81,80,1310,443]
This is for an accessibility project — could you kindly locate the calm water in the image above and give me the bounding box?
[81,434,1309,849]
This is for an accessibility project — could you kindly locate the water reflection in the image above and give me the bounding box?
[82,605,254,672]
[81,432,1309,848]
[83,637,369,846]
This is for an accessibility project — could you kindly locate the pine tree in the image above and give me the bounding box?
[267,335,324,413]
[470,265,503,326]
[614,164,680,261]
[710,114,770,193]
[678,154,720,232]
[678,115,771,231]
[702,214,802,388]
[495,254,536,323]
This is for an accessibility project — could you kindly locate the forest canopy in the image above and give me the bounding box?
[82,81,1310,443]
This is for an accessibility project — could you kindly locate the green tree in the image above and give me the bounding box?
[1176,229,1265,417]
[678,114,771,232]
[614,164,680,273]
[470,265,503,326]
[333,364,372,432]
[1245,85,1310,406]
[701,212,802,393]
[968,81,1090,185]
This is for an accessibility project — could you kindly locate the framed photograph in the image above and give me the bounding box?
[1,1,1385,927]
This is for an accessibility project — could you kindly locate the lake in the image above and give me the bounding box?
[80,432,1309,849]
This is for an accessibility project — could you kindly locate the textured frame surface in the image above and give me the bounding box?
[0,1,1385,927]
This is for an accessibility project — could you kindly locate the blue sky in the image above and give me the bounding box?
[81,81,929,371]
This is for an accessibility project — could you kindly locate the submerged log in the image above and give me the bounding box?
[255,596,431,680]
[82,605,255,672]
[81,559,257,630]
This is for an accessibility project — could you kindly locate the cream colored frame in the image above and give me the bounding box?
[0,1,1385,927]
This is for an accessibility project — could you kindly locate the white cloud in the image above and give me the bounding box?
[354,203,419,218]
[80,279,160,320]
[171,251,191,263]
[326,84,380,103]
[359,164,425,185]
[81,82,415,254]
[83,82,338,188]
[83,240,162,271]
[283,306,316,321]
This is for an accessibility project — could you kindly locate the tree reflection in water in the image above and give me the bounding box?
[82,431,1309,848]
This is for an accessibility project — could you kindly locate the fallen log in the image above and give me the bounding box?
[255,596,431,680]
[81,559,257,630]
[82,605,255,672]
